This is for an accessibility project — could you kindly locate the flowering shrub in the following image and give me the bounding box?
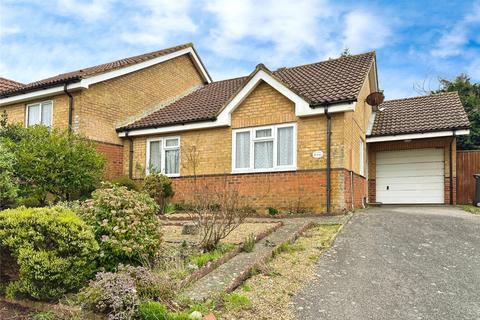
[143,173,174,214]
[79,265,174,320]
[79,184,162,270]
[0,207,99,301]
[79,270,139,320]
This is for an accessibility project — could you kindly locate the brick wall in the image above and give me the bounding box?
[344,171,367,210]
[367,136,456,204]
[170,169,349,214]
[95,141,124,180]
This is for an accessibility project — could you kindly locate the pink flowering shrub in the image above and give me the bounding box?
[79,184,162,270]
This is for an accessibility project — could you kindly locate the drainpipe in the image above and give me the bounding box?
[449,131,456,205]
[325,106,332,214]
[125,131,134,179]
[63,84,74,132]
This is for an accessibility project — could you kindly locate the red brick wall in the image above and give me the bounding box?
[170,169,350,214]
[95,141,124,180]
[344,171,367,210]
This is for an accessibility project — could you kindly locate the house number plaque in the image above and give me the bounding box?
[312,150,324,159]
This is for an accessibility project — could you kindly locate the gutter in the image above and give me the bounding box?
[325,106,332,214]
[63,84,74,132]
[310,98,357,109]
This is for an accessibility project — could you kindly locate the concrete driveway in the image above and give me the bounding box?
[294,206,480,320]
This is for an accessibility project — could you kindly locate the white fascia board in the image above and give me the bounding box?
[299,101,356,116]
[118,120,228,137]
[366,111,376,135]
[0,82,87,106]
[217,69,310,125]
[366,129,470,143]
[82,47,211,86]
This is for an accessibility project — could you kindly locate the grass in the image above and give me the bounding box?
[222,293,252,312]
[219,223,342,319]
[241,234,256,253]
[188,243,236,268]
[460,204,480,215]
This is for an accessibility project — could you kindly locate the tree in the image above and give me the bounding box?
[438,74,480,150]
[0,122,105,205]
[0,141,18,209]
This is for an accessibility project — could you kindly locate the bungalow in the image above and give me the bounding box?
[0,43,470,213]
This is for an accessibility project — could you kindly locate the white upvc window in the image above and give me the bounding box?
[26,101,53,127]
[232,123,296,173]
[359,139,365,176]
[146,137,180,177]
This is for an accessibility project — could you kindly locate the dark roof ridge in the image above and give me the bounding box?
[382,91,458,104]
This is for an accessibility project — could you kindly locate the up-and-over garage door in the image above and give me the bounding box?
[376,148,444,204]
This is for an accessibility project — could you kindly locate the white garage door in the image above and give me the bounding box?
[376,148,444,204]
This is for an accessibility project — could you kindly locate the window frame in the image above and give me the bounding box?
[25,100,53,127]
[232,123,297,174]
[359,138,365,176]
[146,136,181,177]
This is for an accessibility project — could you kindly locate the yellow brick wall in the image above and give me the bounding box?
[343,68,374,175]
[1,54,204,147]
[76,55,205,145]
[1,94,71,130]
[125,81,347,178]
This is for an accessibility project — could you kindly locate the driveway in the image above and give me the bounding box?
[294,206,480,320]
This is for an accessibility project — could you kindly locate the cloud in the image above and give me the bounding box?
[431,1,480,58]
[56,0,113,22]
[342,10,393,53]
[204,0,338,66]
[120,0,197,46]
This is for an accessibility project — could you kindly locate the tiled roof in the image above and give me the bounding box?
[369,92,470,137]
[0,77,24,93]
[0,43,194,98]
[120,52,376,131]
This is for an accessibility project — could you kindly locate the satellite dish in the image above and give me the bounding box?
[365,91,385,107]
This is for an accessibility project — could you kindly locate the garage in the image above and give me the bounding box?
[375,148,445,204]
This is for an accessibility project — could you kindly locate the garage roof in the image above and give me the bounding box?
[369,92,470,137]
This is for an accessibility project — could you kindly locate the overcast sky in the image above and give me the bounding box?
[1,0,479,99]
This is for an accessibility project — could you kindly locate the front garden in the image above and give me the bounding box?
[0,117,345,320]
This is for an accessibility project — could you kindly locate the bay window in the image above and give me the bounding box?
[27,101,52,127]
[146,137,180,177]
[232,123,296,173]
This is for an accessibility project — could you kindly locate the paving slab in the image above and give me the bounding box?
[184,214,348,301]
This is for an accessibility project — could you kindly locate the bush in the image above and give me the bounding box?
[80,266,175,320]
[79,184,161,270]
[0,123,105,205]
[143,173,174,214]
[79,270,139,320]
[0,207,99,301]
[241,234,256,253]
[0,141,18,210]
[267,207,279,216]
[111,175,141,191]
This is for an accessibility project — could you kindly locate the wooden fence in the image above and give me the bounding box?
[456,150,480,204]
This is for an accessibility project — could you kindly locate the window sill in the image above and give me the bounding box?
[231,167,297,175]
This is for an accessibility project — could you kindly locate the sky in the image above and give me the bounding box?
[0,0,479,99]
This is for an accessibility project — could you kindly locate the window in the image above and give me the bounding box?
[359,139,364,176]
[232,123,296,173]
[27,101,52,127]
[146,137,180,177]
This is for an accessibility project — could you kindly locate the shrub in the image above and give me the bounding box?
[1,123,105,205]
[0,207,99,301]
[241,234,256,253]
[111,175,141,191]
[143,173,174,214]
[267,207,279,216]
[79,184,161,270]
[79,270,139,320]
[0,141,18,210]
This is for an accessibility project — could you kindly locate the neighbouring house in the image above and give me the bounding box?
[1,43,470,213]
[0,43,211,179]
